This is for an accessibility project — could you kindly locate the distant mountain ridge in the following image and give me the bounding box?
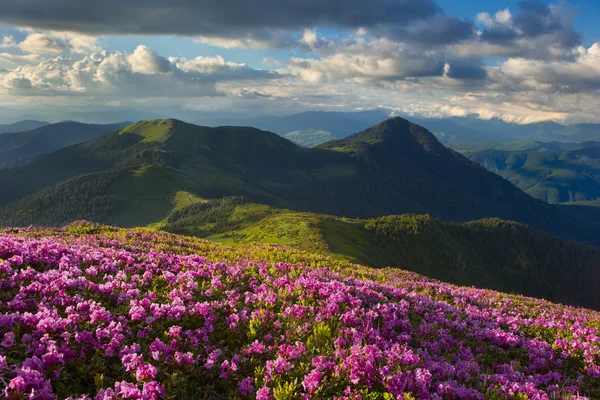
[0,121,131,169]
[450,140,600,153]
[0,119,49,135]
[194,110,600,143]
[423,116,600,144]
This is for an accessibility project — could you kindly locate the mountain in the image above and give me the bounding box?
[467,147,600,204]
[0,121,131,169]
[282,130,337,147]
[195,109,390,138]
[315,118,593,239]
[0,117,596,243]
[0,119,49,135]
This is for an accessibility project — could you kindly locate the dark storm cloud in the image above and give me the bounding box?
[512,0,561,37]
[480,27,518,45]
[402,16,475,45]
[445,60,488,80]
[0,0,440,36]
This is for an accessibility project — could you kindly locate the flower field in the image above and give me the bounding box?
[0,223,599,399]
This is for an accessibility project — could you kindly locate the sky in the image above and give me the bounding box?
[0,0,599,124]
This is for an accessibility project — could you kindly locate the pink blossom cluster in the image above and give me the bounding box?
[0,226,599,399]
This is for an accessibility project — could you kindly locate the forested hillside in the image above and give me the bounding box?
[465,147,600,204]
[0,118,596,244]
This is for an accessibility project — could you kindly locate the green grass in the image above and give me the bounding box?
[105,165,199,227]
[160,199,600,310]
[118,119,175,143]
[318,217,394,266]
[165,200,332,256]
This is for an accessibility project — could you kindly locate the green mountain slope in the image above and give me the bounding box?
[0,121,130,168]
[0,118,596,243]
[467,148,600,204]
[159,197,600,310]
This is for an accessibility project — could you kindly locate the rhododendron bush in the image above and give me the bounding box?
[0,223,599,399]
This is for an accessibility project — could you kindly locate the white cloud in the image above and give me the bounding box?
[127,45,170,74]
[19,33,63,54]
[476,9,512,27]
[262,57,281,66]
[50,31,101,54]
[194,36,279,50]
[0,46,280,98]
[299,29,319,48]
[169,55,277,81]
[0,52,42,64]
[285,37,492,83]
[170,55,234,74]
[490,42,600,93]
[0,36,17,48]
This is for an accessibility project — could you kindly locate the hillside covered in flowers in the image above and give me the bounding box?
[1,223,599,399]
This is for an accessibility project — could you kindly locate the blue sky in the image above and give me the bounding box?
[0,0,598,124]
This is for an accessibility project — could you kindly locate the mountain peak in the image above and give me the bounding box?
[337,117,446,155]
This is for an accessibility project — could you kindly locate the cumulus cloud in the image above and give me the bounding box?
[127,45,170,74]
[287,38,486,83]
[489,42,600,94]
[19,33,63,54]
[0,46,280,97]
[50,31,101,54]
[1,31,99,56]
[169,55,279,81]
[288,52,443,83]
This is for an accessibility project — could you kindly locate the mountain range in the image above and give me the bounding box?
[193,110,600,144]
[0,117,596,242]
[0,121,130,169]
[2,109,599,145]
[425,116,600,144]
